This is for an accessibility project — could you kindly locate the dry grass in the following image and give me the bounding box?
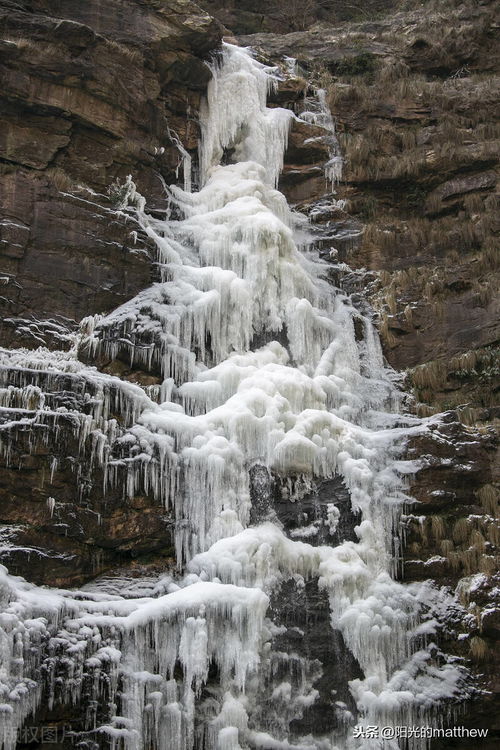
[479,555,497,575]
[3,36,62,58]
[363,212,494,262]
[447,548,495,576]
[105,38,142,65]
[408,346,500,390]
[414,403,439,417]
[3,36,34,49]
[431,515,446,541]
[477,484,499,516]
[444,512,500,576]
[469,636,489,662]
[410,497,499,583]
[46,167,75,192]
[440,539,454,555]
[452,518,471,544]
[411,361,447,391]
[487,522,500,547]
[469,529,486,552]
[342,133,498,184]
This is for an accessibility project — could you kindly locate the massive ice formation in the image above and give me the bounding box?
[0,44,466,750]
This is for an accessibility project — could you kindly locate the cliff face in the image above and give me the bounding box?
[0,0,499,746]
[0,0,223,584]
[0,0,222,350]
[197,0,402,34]
[237,0,499,742]
[0,0,337,589]
[240,0,499,401]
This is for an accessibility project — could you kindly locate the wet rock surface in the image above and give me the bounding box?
[266,578,362,737]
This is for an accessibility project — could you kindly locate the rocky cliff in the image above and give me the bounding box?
[0,0,222,583]
[235,0,499,743]
[1,0,222,349]
[0,0,499,747]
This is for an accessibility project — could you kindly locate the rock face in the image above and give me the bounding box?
[0,0,222,349]
[0,0,223,587]
[326,0,499,411]
[0,0,499,746]
[241,0,499,411]
[237,1,499,745]
[197,0,401,34]
[0,0,341,590]
[0,371,174,587]
[403,417,500,748]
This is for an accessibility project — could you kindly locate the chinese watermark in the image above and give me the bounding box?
[353,725,489,740]
[4,725,72,744]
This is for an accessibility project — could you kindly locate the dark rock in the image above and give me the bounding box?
[265,578,362,738]
[237,29,392,72]
[0,406,175,586]
[425,171,497,215]
[0,0,223,349]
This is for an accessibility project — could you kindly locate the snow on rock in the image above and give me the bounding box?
[0,567,268,750]
[0,42,467,750]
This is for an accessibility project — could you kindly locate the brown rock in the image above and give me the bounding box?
[0,0,223,348]
[0,406,174,586]
[425,170,497,215]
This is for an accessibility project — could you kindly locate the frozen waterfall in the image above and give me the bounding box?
[0,44,466,750]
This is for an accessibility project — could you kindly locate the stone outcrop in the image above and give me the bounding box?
[0,0,222,349]
[198,0,401,34]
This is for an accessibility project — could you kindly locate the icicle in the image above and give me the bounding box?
[0,42,467,750]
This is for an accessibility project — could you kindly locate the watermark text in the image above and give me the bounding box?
[3,725,72,744]
[353,725,489,740]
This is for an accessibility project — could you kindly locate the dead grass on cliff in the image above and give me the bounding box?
[332,62,499,121]
[371,245,498,363]
[469,636,489,662]
[431,515,446,541]
[440,539,454,555]
[487,523,500,547]
[414,403,438,417]
[46,167,75,192]
[3,36,33,49]
[404,345,500,407]
[5,36,62,59]
[364,208,496,267]
[455,406,494,426]
[413,504,500,578]
[342,134,498,183]
[449,348,495,374]
[409,361,445,391]
[448,548,493,576]
[414,510,499,580]
[477,484,500,516]
[105,38,142,65]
